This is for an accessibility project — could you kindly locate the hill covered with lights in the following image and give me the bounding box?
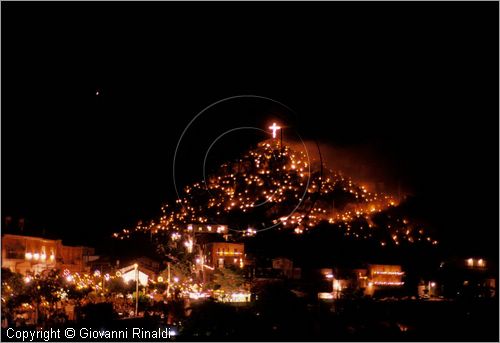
[114,138,437,247]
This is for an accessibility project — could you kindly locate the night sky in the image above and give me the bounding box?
[2,3,498,256]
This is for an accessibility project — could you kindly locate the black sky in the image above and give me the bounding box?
[2,2,498,255]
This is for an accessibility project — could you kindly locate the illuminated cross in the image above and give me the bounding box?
[268,122,281,139]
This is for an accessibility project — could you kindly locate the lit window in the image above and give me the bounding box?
[467,258,474,267]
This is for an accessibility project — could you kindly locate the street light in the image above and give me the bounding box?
[103,273,110,297]
[166,262,171,298]
[428,281,436,297]
[134,263,139,317]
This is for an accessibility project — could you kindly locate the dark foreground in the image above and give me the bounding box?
[180,298,499,341]
[2,298,498,341]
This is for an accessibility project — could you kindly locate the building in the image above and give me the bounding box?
[314,264,405,299]
[117,264,156,287]
[1,233,95,275]
[203,242,244,269]
[364,264,404,296]
[368,264,404,286]
[439,256,496,298]
[272,257,301,279]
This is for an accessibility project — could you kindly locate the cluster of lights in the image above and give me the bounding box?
[373,271,404,275]
[171,232,181,241]
[211,290,251,303]
[245,228,256,236]
[25,251,55,262]
[188,291,210,300]
[216,251,243,256]
[112,127,438,249]
[6,266,249,313]
[184,239,194,253]
[9,270,111,304]
[186,224,227,233]
[371,281,405,286]
[466,258,486,267]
